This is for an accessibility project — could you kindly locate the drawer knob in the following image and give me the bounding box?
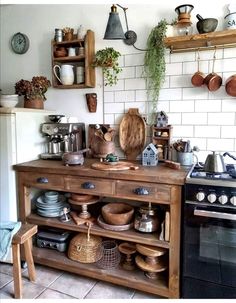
[37,177,49,184]
[134,187,149,195]
[82,182,95,189]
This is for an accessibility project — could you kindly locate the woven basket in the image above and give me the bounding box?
[68,223,102,263]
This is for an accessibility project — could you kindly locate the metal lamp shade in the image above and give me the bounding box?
[104,10,125,40]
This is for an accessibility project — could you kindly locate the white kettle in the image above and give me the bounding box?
[53,64,74,85]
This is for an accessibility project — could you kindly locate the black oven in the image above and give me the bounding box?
[182,180,236,298]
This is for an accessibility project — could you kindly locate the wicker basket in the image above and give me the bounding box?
[68,223,102,263]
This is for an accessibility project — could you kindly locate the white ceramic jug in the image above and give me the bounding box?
[53,64,74,85]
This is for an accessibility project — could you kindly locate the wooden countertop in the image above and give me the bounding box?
[14,159,189,186]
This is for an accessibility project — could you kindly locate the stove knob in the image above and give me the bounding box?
[53,127,59,133]
[207,193,217,203]
[196,192,205,201]
[218,195,228,205]
[230,196,236,206]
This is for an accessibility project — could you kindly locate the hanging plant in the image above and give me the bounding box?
[144,19,168,123]
[93,47,122,86]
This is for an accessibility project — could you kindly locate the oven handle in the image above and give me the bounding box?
[194,208,236,221]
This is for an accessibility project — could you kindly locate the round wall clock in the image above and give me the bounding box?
[11,32,30,54]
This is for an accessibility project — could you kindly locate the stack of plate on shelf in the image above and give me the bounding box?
[36,191,70,217]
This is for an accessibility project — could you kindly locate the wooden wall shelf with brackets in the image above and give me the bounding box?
[164,29,236,53]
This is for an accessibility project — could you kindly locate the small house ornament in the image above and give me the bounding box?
[156,111,168,127]
[142,143,158,166]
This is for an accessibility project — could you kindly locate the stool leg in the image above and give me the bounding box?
[12,243,22,299]
[23,239,36,282]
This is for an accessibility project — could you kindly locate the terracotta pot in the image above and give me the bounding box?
[191,71,205,87]
[204,72,222,91]
[225,74,236,97]
[24,98,44,109]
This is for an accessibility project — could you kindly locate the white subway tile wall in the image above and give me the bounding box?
[104,49,236,161]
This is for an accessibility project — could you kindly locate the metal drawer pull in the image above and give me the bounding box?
[134,187,149,195]
[82,182,95,189]
[36,177,49,184]
[194,208,236,221]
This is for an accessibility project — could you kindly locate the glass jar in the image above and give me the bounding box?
[175,24,193,36]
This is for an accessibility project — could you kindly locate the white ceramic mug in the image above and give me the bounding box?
[68,47,76,56]
[53,64,74,85]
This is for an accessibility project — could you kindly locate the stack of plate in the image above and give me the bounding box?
[36,192,70,217]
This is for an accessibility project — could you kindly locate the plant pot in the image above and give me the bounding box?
[24,98,44,109]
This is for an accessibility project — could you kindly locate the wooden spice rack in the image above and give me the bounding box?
[164,29,236,53]
[51,30,95,88]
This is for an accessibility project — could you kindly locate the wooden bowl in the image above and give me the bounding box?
[101,203,134,225]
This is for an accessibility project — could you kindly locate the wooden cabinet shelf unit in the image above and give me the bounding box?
[51,30,95,89]
[164,29,236,53]
[152,125,172,161]
[14,159,188,298]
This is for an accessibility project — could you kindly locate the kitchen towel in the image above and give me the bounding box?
[0,221,21,261]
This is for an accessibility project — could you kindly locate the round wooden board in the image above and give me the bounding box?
[91,161,139,171]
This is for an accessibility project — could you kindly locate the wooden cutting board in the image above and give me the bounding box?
[91,161,139,171]
[119,108,146,160]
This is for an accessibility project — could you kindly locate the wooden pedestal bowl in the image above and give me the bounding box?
[101,202,134,225]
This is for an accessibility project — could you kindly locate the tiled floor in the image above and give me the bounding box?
[0,262,162,299]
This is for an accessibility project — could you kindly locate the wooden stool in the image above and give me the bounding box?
[12,224,37,299]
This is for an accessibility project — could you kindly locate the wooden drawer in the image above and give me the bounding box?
[65,176,115,196]
[21,172,64,189]
[115,181,171,203]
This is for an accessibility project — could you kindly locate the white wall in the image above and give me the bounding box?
[1,2,236,162]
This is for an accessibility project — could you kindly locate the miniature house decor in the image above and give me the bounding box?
[156,111,168,127]
[142,143,158,166]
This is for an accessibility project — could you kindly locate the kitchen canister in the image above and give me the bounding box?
[76,66,85,84]
[77,25,86,39]
[224,4,236,30]
[54,28,63,42]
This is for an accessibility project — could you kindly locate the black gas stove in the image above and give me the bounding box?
[182,163,236,298]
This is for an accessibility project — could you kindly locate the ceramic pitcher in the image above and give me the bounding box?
[53,64,74,85]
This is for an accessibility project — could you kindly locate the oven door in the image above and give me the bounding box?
[182,201,236,298]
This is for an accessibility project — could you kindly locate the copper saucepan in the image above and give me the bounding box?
[191,50,205,87]
[225,74,236,97]
[204,48,222,91]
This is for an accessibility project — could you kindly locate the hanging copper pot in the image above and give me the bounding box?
[191,50,205,87]
[225,74,236,97]
[204,48,222,91]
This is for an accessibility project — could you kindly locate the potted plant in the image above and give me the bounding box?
[93,47,122,86]
[15,76,51,109]
[144,19,168,123]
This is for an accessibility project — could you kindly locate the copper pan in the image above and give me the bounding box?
[225,74,236,97]
[191,50,205,87]
[204,48,222,91]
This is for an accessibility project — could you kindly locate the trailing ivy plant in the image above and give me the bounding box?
[93,47,122,86]
[144,19,167,123]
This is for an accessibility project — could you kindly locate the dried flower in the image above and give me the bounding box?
[15,76,51,101]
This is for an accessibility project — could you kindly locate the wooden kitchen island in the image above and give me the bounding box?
[14,159,188,298]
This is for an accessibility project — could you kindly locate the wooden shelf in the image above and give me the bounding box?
[164,29,236,53]
[32,246,169,297]
[27,213,170,249]
[53,55,85,62]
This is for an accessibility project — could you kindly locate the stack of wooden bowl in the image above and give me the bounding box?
[97,202,134,231]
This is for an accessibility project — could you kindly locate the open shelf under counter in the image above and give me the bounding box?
[32,246,169,297]
[27,213,169,249]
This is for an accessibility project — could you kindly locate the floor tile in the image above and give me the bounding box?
[0,262,26,276]
[22,264,62,287]
[49,272,96,299]
[85,281,135,299]
[133,290,164,299]
[0,273,13,288]
[36,288,76,299]
[0,280,45,299]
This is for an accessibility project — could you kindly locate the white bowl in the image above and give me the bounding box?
[0,95,19,108]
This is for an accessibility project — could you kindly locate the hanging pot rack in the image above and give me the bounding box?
[164,29,236,53]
